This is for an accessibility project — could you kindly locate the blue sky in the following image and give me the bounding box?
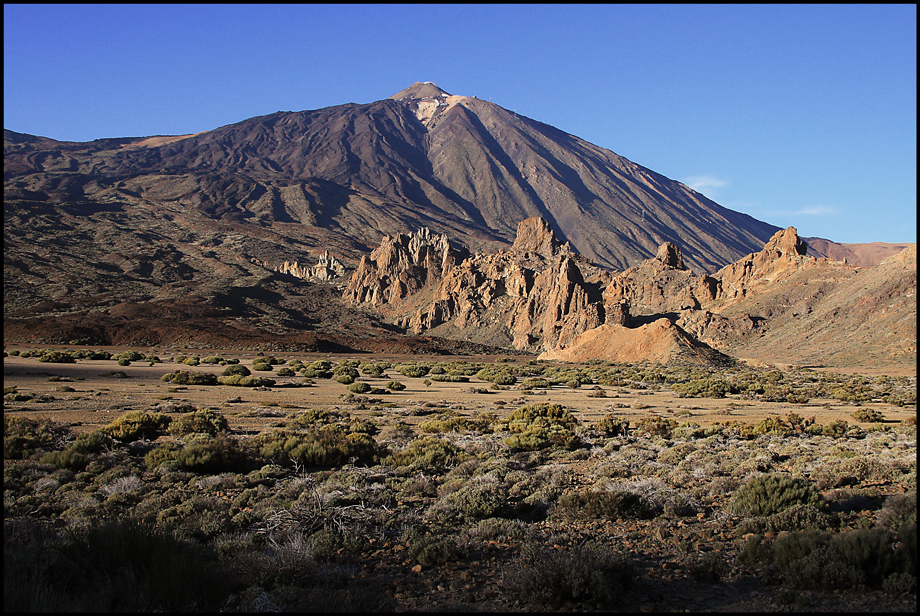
[4,4,916,244]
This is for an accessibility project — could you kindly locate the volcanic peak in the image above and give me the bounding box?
[389,81,452,101]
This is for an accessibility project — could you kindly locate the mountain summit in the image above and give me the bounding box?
[389,81,452,101]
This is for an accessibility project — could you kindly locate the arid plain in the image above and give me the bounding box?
[4,345,915,435]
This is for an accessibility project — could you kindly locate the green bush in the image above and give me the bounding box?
[37,350,76,363]
[634,416,677,438]
[592,414,630,436]
[731,474,823,517]
[428,374,469,382]
[144,434,253,474]
[359,362,385,377]
[386,380,406,391]
[160,371,218,386]
[42,429,115,469]
[519,377,551,390]
[333,366,359,381]
[70,430,115,454]
[216,375,275,387]
[851,408,885,423]
[500,403,581,451]
[4,416,71,459]
[168,409,230,436]
[285,409,378,437]
[672,378,736,398]
[253,426,378,467]
[476,366,517,385]
[336,374,355,385]
[441,482,507,519]
[40,448,88,470]
[395,363,430,378]
[251,362,273,372]
[383,435,465,470]
[101,412,172,441]
[768,526,916,591]
[504,541,633,609]
[347,381,371,394]
[405,534,464,566]
[221,364,251,377]
[557,490,654,520]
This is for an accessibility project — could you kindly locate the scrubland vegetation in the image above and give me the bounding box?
[3,348,916,611]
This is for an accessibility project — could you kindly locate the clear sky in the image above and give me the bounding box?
[4,4,916,244]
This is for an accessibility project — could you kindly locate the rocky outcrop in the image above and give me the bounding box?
[539,318,733,365]
[344,217,606,353]
[307,251,347,281]
[251,251,346,281]
[341,219,907,368]
[602,241,715,316]
[342,227,470,311]
[508,254,605,350]
[707,227,820,310]
[511,216,571,259]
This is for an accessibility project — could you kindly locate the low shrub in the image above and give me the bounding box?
[386,380,406,391]
[4,517,233,612]
[634,416,677,438]
[383,436,465,470]
[557,490,654,520]
[769,526,916,591]
[222,364,251,377]
[347,382,371,394]
[114,351,145,362]
[253,426,378,467]
[476,366,516,385]
[731,474,823,517]
[437,482,507,519]
[672,378,736,398]
[499,403,581,451]
[4,416,71,459]
[160,371,218,386]
[851,408,885,423]
[394,363,430,378]
[168,409,230,437]
[592,414,630,436]
[101,412,172,441]
[504,541,633,609]
[406,534,464,567]
[37,350,76,363]
[144,434,254,474]
[216,375,276,387]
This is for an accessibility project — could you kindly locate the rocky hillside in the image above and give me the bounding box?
[344,217,916,369]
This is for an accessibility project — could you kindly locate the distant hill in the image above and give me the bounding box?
[803,237,915,268]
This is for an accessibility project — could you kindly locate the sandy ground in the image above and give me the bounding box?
[3,345,915,436]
